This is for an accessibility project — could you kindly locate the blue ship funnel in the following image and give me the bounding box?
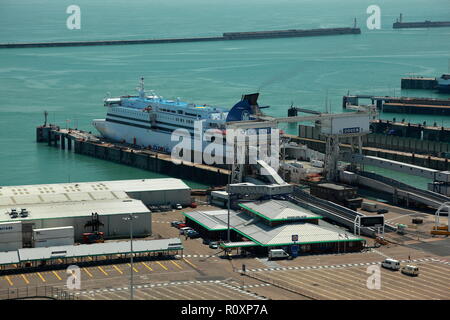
[226,93,261,122]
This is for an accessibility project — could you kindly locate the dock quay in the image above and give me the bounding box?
[343,94,450,115]
[36,125,229,186]
[401,77,438,90]
[287,134,450,171]
[299,122,450,158]
[0,27,360,49]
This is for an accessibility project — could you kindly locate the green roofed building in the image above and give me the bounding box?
[182,199,365,256]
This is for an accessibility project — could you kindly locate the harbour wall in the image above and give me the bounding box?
[401,77,437,90]
[393,21,450,29]
[36,125,229,187]
[1,27,361,49]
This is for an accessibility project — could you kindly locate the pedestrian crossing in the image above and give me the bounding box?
[240,258,435,273]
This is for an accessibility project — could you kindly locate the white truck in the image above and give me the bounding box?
[268,249,290,260]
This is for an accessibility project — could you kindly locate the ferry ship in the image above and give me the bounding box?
[93,78,269,158]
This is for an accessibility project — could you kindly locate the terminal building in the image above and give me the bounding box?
[183,199,365,255]
[0,178,191,251]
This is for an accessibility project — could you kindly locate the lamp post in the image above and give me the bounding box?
[123,213,138,300]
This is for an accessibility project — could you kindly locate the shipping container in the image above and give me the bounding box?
[33,237,74,248]
[33,226,74,240]
[0,240,23,252]
[0,231,22,243]
[0,221,22,234]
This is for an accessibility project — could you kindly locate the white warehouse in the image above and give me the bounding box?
[0,178,191,251]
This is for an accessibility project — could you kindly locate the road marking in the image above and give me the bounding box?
[98,266,108,276]
[37,272,46,283]
[5,276,13,286]
[183,258,197,269]
[83,268,93,278]
[113,265,123,275]
[171,260,183,270]
[156,261,168,271]
[127,264,139,273]
[52,271,62,281]
[141,262,153,271]
[21,274,30,285]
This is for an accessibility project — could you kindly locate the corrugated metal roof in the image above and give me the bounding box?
[0,251,20,265]
[239,200,321,221]
[17,238,182,262]
[184,209,363,246]
[0,199,150,222]
[0,178,189,198]
[182,210,227,230]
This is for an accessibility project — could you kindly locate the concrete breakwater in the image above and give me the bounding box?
[393,21,450,29]
[0,27,361,49]
[36,125,229,186]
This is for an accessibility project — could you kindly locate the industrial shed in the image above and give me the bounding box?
[0,199,151,245]
[0,178,191,207]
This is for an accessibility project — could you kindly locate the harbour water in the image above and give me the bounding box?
[0,0,449,188]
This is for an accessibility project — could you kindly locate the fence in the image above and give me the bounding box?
[0,285,77,300]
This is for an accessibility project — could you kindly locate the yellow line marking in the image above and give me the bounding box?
[21,274,30,285]
[37,272,46,283]
[127,263,139,273]
[97,266,108,276]
[87,256,92,261]
[141,262,153,271]
[156,261,168,271]
[52,271,62,281]
[5,276,13,286]
[83,268,93,278]
[113,265,123,275]
[58,259,63,263]
[183,258,197,268]
[171,260,183,270]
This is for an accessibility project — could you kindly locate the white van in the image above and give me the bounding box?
[401,265,419,276]
[381,258,401,271]
[268,249,290,260]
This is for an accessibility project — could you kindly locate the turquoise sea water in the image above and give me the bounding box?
[0,0,449,188]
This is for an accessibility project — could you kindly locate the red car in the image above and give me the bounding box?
[176,223,187,229]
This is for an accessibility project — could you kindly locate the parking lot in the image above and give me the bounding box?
[248,261,450,300]
[77,280,266,300]
[0,257,200,294]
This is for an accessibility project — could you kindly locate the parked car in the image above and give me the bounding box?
[179,227,193,235]
[186,230,200,239]
[176,223,187,229]
[381,258,401,271]
[208,241,219,249]
[401,265,419,276]
[190,202,197,208]
[171,221,184,227]
[174,203,183,210]
[377,208,389,214]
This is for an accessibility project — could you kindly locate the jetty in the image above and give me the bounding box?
[393,14,450,29]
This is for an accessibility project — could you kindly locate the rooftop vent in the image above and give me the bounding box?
[20,208,29,217]
[9,208,18,218]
